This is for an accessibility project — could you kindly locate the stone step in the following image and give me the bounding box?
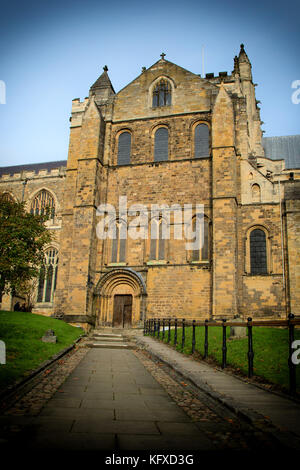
[93,329,113,334]
[91,334,124,341]
[92,333,123,339]
[87,342,131,349]
[91,337,124,342]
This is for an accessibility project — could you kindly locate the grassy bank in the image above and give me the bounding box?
[155,326,300,392]
[0,310,83,391]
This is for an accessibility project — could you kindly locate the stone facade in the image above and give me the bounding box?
[1,45,299,330]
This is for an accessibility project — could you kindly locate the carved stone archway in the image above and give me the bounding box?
[94,268,147,328]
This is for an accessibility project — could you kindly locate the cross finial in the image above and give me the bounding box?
[160,52,166,60]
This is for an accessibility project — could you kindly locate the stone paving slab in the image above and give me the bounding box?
[72,418,161,435]
[27,431,116,451]
[32,416,74,432]
[40,407,115,420]
[118,433,215,451]
[45,398,82,408]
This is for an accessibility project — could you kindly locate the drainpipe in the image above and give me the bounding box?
[278,179,287,316]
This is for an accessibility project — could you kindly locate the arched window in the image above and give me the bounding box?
[191,215,209,262]
[37,248,58,303]
[154,127,168,162]
[117,131,131,165]
[194,123,210,158]
[152,79,171,107]
[250,229,267,274]
[111,221,126,263]
[150,218,166,260]
[30,190,55,220]
[252,184,261,203]
[0,192,15,203]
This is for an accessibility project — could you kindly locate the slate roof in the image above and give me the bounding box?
[0,160,67,177]
[262,135,300,169]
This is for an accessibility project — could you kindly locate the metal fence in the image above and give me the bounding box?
[144,314,300,395]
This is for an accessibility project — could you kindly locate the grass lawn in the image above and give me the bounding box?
[0,310,84,392]
[154,325,300,393]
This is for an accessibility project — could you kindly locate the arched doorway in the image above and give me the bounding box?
[94,268,147,328]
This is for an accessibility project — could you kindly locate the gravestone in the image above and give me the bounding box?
[41,329,57,343]
[229,317,247,339]
[0,340,6,364]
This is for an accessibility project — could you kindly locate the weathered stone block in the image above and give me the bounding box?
[41,329,57,343]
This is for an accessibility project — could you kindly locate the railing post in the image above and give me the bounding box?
[204,319,208,358]
[192,320,196,354]
[181,318,185,351]
[162,319,165,340]
[174,318,178,346]
[153,319,156,337]
[222,319,227,369]
[247,317,254,378]
[288,313,296,395]
[157,318,160,339]
[143,320,146,336]
[168,318,171,343]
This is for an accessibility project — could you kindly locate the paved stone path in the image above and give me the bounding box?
[0,340,296,455]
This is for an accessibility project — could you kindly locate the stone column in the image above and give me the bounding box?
[211,84,238,318]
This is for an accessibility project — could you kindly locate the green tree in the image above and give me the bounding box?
[0,196,52,301]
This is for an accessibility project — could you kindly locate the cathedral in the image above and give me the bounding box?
[0,45,299,330]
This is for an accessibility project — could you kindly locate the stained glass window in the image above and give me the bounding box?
[194,124,210,158]
[111,221,126,263]
[37,248,58,303]
[117,132,131,165]
[150,219,166,260]
[250,229,267,274]
[191,215,209,261]
[152,80,171,107]
[30,190,55,220]
[154,128,168,162]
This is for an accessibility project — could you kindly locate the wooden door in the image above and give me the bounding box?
[113,295,132,328]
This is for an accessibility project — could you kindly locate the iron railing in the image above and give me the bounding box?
[144,314,300,395]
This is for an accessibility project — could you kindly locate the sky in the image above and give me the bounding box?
[0,0,299,167]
